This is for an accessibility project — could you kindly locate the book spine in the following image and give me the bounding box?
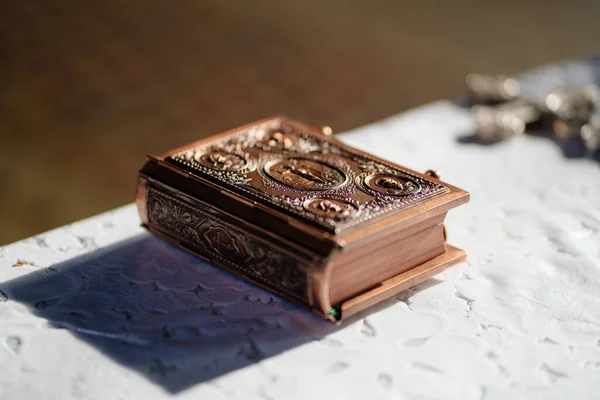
[136,175,314,308]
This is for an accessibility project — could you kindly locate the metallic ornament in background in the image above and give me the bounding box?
[472,99,541,142]
[466,73,521,103]
[551,118,582,140]
[542,85,599,120]
[542,85,600,140]
[581,114,600,152]
[466,66,600,156]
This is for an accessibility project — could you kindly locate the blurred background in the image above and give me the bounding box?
[1,0,599,244]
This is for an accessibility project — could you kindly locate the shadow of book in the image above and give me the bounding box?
[1,234,439,393]
[0,235,339,392]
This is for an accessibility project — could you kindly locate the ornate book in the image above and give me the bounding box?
[136,116,469,321]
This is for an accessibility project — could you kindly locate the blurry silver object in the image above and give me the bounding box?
[543,85,600,141]
[473,99,540,142]
[551,118,582,140]
[543,84,599,120]
[581,114,600,152]
[467,67,600,155]
[466,73,520,103]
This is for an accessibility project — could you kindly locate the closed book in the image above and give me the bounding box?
[136,116,469,322]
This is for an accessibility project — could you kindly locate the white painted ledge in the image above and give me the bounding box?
[1,100,599,400]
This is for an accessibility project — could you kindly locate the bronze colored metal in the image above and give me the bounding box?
[340,245,466,319]
[136,116,470,322]
[321,126,334,136]
[424,169,441,179]
[424,169,446,243]
[195,150,249,171]
[362,173,421,196]
[263,157,348,191]
[303,197,359,220]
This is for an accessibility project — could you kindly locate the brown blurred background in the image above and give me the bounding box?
[1,0,599,244]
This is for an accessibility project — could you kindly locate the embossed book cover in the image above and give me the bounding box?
[136,116,469,321]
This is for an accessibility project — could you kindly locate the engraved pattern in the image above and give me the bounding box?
[264,158,347,191]
[256,152,357,199]
[147,186,308,302]
[195,151,248,172]
[168,119,449,232]
[303,197,359,220]
[356,172,422,197]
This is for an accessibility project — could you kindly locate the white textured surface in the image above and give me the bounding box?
[1,100,600,400]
